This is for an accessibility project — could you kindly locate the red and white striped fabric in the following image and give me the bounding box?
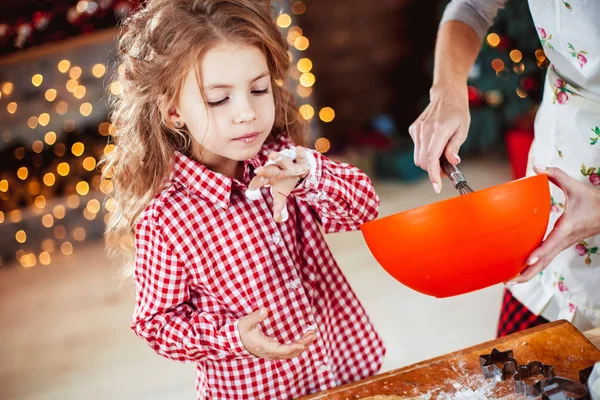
[132,135,386,399]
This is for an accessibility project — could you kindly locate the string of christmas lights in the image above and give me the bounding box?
[0,0,335,268]
[275,1,333,154]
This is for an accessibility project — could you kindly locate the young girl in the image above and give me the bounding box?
[102,0,386,398]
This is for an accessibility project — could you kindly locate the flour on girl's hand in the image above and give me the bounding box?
[245,147,297,201]
[244,147,298,222]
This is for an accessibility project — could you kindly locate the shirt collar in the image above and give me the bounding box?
[170,150,263,209]
[169,135,287,207]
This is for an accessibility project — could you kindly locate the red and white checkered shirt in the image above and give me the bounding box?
[132,135,386,399]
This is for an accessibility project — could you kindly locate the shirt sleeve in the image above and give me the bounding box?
[439,0,509,40]
[290,149,380,233]
[131,216,253,362]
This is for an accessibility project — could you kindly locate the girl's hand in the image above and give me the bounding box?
[248,146,311,222]
[507,165,600,284]
[238,308,317,360]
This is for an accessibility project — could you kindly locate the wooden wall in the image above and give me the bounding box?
[297,0,441,144]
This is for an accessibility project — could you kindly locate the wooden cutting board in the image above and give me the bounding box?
[298,321,600,399]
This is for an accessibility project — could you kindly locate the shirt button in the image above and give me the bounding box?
[286,278,302,290]
[271,233,282,245]
[306,324,318,333]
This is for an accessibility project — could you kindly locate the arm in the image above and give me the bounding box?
[439,0,508,41]
[409,0,508,193]
[435,0,508,87]
[290,149,380,233]
[131,218,251,362]
[249,147,379,233]
[432,21,481,93]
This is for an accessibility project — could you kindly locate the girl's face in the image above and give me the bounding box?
[172,42,276,173]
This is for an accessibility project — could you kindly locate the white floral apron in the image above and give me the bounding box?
[510,0,600,331]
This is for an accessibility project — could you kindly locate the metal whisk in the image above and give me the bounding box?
[440,155,474,195]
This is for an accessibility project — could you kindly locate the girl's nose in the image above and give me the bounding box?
[233,99,257,124]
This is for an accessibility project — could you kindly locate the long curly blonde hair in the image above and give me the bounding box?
[102,0,307,257]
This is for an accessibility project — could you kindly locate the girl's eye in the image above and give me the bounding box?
[207,98,228,107]
[252,88,270,95]
[207,89,269,107]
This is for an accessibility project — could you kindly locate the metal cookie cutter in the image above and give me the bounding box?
[541,377,590,400]
[479,348,518,381]
[513,361,556,396]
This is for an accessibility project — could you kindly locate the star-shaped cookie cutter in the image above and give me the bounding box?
[479,348,518,381]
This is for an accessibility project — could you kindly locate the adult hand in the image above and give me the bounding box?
[408,84,470,193]
[508,165,600,284]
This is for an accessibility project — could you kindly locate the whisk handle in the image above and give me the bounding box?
[440,155,467,186]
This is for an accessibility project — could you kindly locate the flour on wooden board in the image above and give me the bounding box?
[361,361,524,400]
[417,361,525,400]
[358,396,413,400]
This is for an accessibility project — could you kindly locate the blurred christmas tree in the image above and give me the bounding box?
[377,0,547,181]
[439,0,548,155]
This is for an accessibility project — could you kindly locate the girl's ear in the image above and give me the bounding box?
[159,96,185,129]
[168,107,185,128]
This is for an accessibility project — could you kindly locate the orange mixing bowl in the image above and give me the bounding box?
[360,174,551,298]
